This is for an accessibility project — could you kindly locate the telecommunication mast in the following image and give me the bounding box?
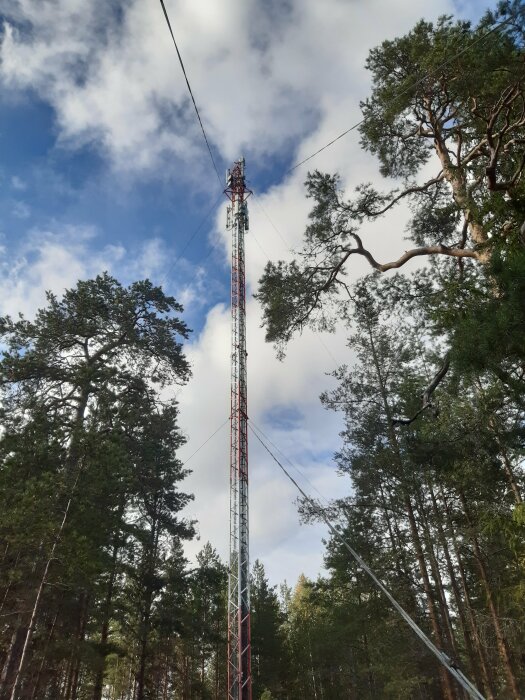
[225,158,252,700]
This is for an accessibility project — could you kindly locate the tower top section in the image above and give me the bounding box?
[225,158,252,203]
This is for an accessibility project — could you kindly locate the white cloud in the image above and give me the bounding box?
[11,175,27,191]
[11,200,30,219]
[177,286,351,583]
[0,225,120,317]
[0,0,457,179]
[0,224,217,322]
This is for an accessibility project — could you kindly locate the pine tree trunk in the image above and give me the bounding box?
[7,468,83,700]
[366,325,457,700]
[414,488,459,661]
[307,628,318,700]
[0,621,28,700]
[361,627,375,698]
[66,592,89,700]
[458,491,521,700]
[28,606,61,700]
[429,485,493,699]
[494,432,522,505]
[440,486,496,698]
[61,653,74,700]
[475,381,523,505]
[182,653,189,700]
[126,653,135,700]
[378,484,405,578]
[389,497,417,582]
[93,540,121,700]
[162,647,170,700]
[404,494,457,699]
[135,610,151,700]
[135,517,160,700]
[56,661,69,700]
[0,553,20,616]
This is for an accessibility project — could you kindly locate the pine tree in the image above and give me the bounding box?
[0,274,192,700]
[250,560,286,699]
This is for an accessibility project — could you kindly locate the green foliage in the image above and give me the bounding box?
[444,249,525,377]
[256,259,320,349]
[257,3,525,361]
[250,560,287,698]
[312,279,525,697]
[259,690,276,700]
[255,14,525,694]
[0,274,195,700]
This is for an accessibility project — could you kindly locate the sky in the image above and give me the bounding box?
[0,0,495,586]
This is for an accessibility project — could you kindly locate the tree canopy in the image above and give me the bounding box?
[257,1,525,354]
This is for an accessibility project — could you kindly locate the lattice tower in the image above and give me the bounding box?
[225,158,252,700]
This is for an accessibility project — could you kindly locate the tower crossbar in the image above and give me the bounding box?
[225,158,252,700]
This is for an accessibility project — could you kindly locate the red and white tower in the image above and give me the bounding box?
[225,158,252,700]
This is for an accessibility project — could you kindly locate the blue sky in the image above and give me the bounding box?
[0,90,226,327]
[0,0,494,584]
[0,78,302,335]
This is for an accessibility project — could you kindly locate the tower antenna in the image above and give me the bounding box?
[225,158,252,700]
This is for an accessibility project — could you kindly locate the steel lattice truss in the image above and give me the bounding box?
[225,159,252,700]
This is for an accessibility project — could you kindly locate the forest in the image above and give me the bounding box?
[1,1,525,699]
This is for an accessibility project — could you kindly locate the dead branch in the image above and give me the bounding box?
[392,354,450,427]
[355,174,445,218]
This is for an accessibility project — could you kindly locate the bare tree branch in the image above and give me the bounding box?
[354,174,445,218]
[392,354,450,427]
[320,236,479,291]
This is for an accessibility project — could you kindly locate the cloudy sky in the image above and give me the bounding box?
[0,0,494,585]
